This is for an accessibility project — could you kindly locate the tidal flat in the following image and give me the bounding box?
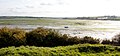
[0,18,120,40]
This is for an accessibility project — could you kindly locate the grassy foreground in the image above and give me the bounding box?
[0,44,120,56]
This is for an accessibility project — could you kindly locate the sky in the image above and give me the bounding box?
[0,0,120,17]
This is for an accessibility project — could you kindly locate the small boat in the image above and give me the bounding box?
[64,26,69,28]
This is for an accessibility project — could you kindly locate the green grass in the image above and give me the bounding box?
[0,44,120,56]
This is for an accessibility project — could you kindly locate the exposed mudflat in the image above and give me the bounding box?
[0,18,120,40]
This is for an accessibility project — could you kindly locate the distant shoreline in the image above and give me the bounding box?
[0,16,120,21]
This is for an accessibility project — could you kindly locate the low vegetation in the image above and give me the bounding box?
[0,44,120,56]
[0,27,101,48]
[0,27,120,47]
[0,27,26,48]
[1,27,120,55]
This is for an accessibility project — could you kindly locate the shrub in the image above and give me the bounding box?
[67,36,80,45]
[26,27,50,46]
[0,27,102,47]
[79,36,100,44]
[26,28,101,47]
[101,39,111,44]
[26,27,67,47]
[43,29,67,46]
[56,34,68,46]
[0,27,26,47]
[112,33,120,46]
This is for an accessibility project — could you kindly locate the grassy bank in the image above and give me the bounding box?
[0,44,120,56]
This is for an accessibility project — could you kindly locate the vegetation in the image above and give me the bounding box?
[0,44,120,56]
[0,27,101,47]
[79,36,100,44]
[0,27,26,48]
[101,39,112,44]
[101,33,120,46]
[0,27,120,55]
[0,27,99,47]
[112,33,120,46]
[0,27,120,47]
[26,27,67,47]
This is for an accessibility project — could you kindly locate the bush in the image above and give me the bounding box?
[26,27,67,47]
[80,36,100,44]
[0,27,26,47]
[101,39,111,44]
[0,27,102,47]
[67,36,80,45]
[26,27,50,46]
[112,33,120,46]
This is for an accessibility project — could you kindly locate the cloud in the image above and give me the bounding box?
[40,3,53,5]
[38,0,66,6]
[0,0,120,17]
[25,6,34,8]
